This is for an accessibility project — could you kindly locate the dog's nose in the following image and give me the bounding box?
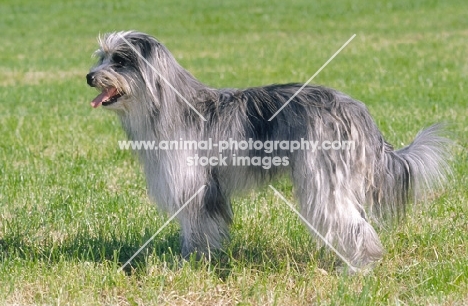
[86,73,96,87]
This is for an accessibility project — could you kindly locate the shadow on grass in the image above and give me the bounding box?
[0,231,181,274]
[213,243,341,280]
[0,231,340,278]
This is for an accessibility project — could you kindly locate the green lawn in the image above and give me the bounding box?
[1,0,467,304]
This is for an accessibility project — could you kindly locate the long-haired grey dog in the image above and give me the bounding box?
[86,31,450,269]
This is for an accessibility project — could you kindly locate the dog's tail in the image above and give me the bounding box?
[370,124,451,219]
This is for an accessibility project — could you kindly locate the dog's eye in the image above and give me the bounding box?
[112,54,127,68]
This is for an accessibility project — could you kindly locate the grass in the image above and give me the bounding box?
[1,0,467,304]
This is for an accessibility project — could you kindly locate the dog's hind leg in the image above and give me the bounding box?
[292,157,384,270]
[329,197,384,270]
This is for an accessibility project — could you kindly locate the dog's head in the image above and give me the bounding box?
[86,31,163,111]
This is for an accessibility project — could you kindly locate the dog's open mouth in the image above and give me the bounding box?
[91,87,123,108]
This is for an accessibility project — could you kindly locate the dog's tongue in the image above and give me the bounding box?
[91,87,118,108]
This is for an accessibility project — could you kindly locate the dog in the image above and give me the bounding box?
[86,31,450,270]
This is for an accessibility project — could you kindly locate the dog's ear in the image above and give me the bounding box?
[126,33,159,60]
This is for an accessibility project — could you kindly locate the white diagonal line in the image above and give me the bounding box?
[117,33,207,121]
[268,34,356,121]
[117,185,206,272]
[268,185,358,273]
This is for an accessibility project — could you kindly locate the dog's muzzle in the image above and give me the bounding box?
[87,72,123,108]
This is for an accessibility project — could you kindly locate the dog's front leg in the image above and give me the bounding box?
[178,173,233,259]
